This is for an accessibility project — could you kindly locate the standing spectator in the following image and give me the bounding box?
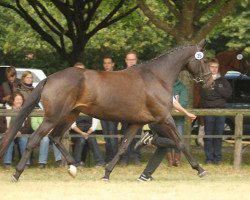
[166,79,188,167]
[73,62,85,69]
[101,55,119,163]
[0,84,4,105]
[2,66,21,104]
[3,92,32,168]
[200,58,232,164]
[31,114,62,168]
[0,84,6,133]
[70,116,105,167]
[120,51,143,165]
[17,71,34,101]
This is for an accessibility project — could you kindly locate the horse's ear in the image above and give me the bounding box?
[197,39,207,51]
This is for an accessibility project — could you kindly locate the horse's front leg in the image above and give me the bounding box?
[161,118,208,177]
[103,124,143,181]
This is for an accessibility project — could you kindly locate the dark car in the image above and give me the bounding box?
[224,71,250,136]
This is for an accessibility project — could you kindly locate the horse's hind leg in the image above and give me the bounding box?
[103,124,142,181]
[47,112,79,176]
[159,118,207,177]
[12,121,55,182]
[48,112,79,164]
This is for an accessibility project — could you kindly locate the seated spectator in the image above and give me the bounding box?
[17,71,34,101]
[70,115,105,167]
[31,114,62,168]
[3,92,32,168]
[0,84,6,133]
[2,66,21,104]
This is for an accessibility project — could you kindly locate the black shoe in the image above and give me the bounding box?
[213,161,222,165]
[134,160,141,166]
[25,164,30,169]
[120,160,128,166]
[205,160,213,165]
[134,132,153,151]
[56,160,63,167]
[4,164,11,169]
[137,173,154,182]
[38,163,46,169]
[95,163,105,168]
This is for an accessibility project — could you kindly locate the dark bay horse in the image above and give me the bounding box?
[216,49,250,76]
[0,40,214,182]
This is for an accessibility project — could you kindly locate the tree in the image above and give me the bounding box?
[84,8,175,69]
[209,4,250,57]
[136,0,248,107]
[137,0,240,44]
[0,0,138,65]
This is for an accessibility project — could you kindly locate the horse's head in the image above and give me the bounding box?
[216,49,250,76]
[185,39,214,88]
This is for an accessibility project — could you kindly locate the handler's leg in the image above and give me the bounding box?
[139,146,167,181]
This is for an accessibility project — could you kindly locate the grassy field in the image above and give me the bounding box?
[1,145,250,200]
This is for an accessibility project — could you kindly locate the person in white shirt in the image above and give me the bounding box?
[70,116,105,167]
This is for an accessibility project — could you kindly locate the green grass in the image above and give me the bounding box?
[1,144,250,200]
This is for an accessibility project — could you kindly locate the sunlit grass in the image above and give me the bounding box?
[1,144,250,200]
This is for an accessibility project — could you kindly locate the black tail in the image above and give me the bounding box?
[0,78,47,159]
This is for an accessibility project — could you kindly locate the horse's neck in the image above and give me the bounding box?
[147,48,193,84]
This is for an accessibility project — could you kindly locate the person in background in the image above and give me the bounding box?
[200,58,232,165]
[3,92,32,168]
[31,113,62,168]
[120,51,143,165]
[166,79,189,167]
[101,55,119,163]
[17,71,34,101]
[70,116,105,167]
[0,80,6,133]
[2,66,21,104]
[0,84,4,106]
[73,62,85,69]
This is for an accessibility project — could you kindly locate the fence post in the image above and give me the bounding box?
[233,113,243,170]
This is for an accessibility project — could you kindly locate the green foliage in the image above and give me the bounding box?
[208,4,250,58]
[85,9,174,69]
[0,7,68,75]
[0,0,249,72]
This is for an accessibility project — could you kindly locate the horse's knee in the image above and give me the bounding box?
[49,136,61,145]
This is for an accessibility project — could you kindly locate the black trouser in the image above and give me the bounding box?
[143,124,178,177]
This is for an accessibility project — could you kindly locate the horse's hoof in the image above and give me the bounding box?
[68,165,77,178]
[198,170,208,178]
[11,175,18,183]
[102,176,109,182]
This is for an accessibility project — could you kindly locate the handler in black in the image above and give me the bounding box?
[136,97,196,181]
